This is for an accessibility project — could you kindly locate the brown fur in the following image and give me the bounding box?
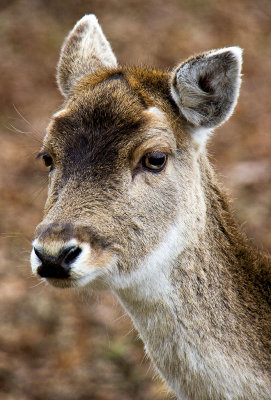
[31,16,271,400]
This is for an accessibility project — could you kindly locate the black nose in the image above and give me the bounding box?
[34,246,82,278]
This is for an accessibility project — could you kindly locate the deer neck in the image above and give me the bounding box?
[111,157,234,314]
[111,162,271,400]
[112,222,184,395]
[111,159,228,348]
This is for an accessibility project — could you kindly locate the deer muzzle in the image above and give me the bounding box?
[31,222,116,288]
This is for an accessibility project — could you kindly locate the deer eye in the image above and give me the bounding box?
[42,154,53,168]
[142,152,167,172]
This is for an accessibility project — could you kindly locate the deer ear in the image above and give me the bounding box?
[57,15,117,97]
[170,47,242,144]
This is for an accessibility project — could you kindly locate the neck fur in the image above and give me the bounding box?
[110,160,271,400]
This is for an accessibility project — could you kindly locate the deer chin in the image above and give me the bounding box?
[45,269,106,289]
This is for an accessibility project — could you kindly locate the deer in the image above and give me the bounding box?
[30,15,271,400]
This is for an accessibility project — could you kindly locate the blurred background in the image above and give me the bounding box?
[0,0,270,399]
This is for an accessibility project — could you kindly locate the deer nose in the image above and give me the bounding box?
[34,245,82,278]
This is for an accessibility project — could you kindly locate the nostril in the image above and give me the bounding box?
[33,244,82,279]
[34,247,45,263]
[62,246,82,267]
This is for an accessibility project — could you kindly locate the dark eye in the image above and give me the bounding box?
[42,154,53,168]
[142,152,167,172]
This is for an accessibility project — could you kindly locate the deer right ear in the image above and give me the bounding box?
[57,15,117,98]
[170,47,242,144]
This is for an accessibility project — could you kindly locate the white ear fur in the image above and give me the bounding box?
[171,47,242,145]
[57,14,117,97]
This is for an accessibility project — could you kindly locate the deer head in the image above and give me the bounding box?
[31,15,242,291]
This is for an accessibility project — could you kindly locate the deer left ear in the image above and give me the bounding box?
[57,15,117,98]
[170,47,242,144]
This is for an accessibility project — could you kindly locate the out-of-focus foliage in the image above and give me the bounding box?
[0,1,270,399]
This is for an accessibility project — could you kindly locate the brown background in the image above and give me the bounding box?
[0,1,270,399]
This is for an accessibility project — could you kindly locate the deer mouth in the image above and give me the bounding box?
[45,272,104,289]
[45,277,77,288]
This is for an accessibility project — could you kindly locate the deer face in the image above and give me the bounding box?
[31,15,242,289]
[31,74,186,288]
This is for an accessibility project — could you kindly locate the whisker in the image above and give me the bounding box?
[21,248,32,253]
[2,105,44,145]
[140,351,149,366]
[29,280,45,289]
[31,182,47,202]
[13,104,42,137]
[3,121,43,152]
[0,233,33,247]
[4,123,32,135]
[113,312,129,323]
[0,233,23,238]
[145,360,153,377]
[123,326,135,337]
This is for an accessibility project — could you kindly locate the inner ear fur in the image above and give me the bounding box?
[170,47,243,130]
[57,14,117,98]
